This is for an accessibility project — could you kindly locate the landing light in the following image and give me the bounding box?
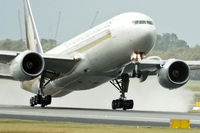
[131,52,145,61]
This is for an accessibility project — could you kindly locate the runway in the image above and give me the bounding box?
[0,105,199,127]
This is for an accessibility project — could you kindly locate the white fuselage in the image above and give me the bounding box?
[22,12,157,97]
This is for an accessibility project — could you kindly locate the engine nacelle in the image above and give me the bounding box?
[10,51,45,81]
[158,59,190,89]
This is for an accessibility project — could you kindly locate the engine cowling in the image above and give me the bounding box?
[10,51,45,81]
[158,59,190,89]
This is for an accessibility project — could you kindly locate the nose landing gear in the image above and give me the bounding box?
[110,73,134,110]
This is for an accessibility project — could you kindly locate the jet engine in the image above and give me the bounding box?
[158,59,190,89]
[10,51,45,81]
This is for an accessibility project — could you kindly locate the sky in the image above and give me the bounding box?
[0,0,200,46]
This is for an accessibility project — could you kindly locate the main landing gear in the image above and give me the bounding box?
[110,73,134,110]
[30,74,52,107]
[30,71,58,107]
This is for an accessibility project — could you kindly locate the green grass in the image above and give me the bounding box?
[195,93,200,96]
[189,110,200,113]
[0,119,199,133]
[186,80,200,91]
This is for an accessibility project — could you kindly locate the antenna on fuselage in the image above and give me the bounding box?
[89,11,99,29]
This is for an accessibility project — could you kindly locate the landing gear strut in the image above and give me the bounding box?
[110,73,134,110]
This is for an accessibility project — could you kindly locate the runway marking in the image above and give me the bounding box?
[0,105,199,127]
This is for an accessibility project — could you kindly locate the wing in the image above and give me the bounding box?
[123,57,200,82]
[43,55,78,73]
[0,51,79,80]
[185,61,200,70]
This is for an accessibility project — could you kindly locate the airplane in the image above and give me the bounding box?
[0,0,200,110]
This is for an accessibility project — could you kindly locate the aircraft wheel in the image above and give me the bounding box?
[41,102,45,108]
[112,99,124,110]
[112,99,134,110]
[112,100,116,110]
[30,97,35,107]
[45,95,52,105]
[123,100,134,110]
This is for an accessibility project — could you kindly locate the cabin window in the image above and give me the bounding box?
[139,21,146,24]
[147,21,153,25]
[134,20,139,24]
[133,20,154,25]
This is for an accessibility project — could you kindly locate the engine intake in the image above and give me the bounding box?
[158,59,190,89]
[10,51,45,81]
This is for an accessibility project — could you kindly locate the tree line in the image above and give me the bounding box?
[0,39,57,52]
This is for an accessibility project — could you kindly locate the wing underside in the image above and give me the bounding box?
[0,51,78,80]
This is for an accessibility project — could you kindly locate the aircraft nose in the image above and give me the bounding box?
[129,24,157,55]
[144,26,156,43]
[140,26,157,52]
